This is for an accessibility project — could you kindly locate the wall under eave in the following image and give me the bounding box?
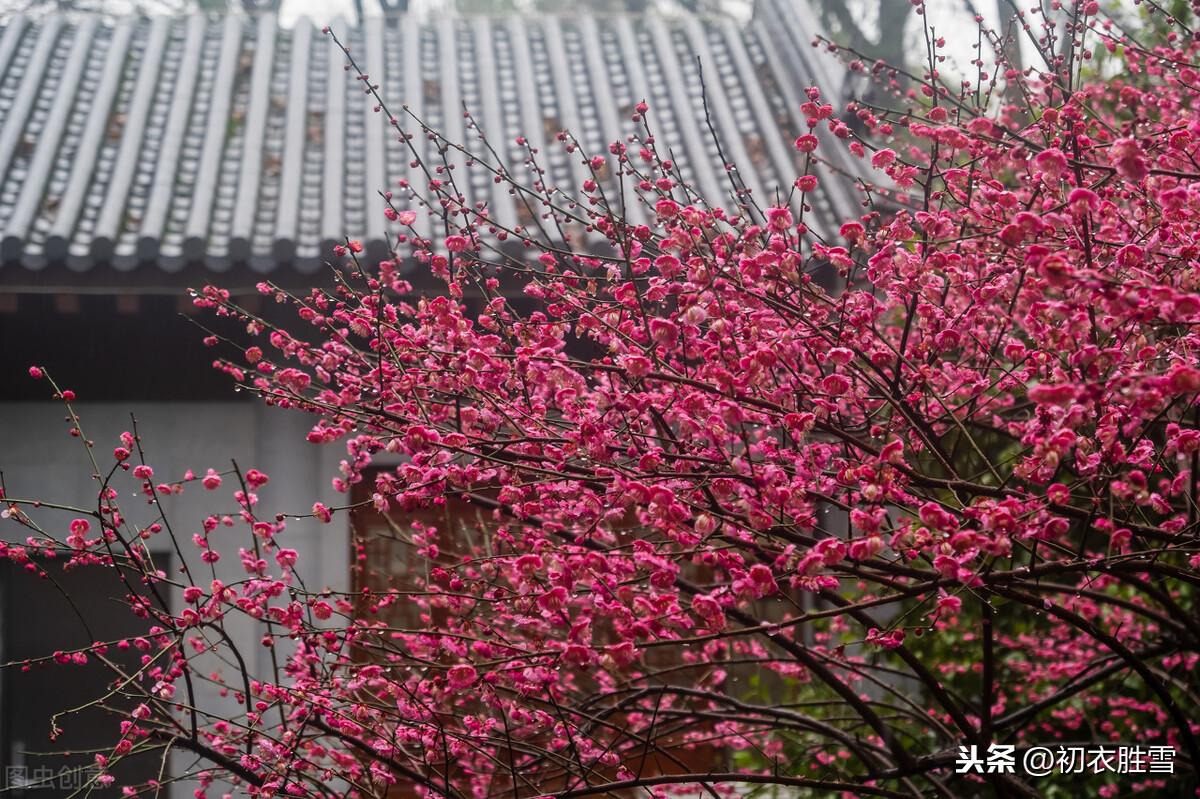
[0,401,350,799]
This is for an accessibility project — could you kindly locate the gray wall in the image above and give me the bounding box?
[0,401,351,797]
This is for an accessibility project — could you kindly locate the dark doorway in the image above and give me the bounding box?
[0,558,168,796]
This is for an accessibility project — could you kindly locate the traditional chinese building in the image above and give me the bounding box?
[0,2,857,793]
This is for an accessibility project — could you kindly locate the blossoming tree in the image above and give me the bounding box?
[5,1,1200,797]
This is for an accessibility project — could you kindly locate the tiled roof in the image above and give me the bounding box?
[0,1,859,275]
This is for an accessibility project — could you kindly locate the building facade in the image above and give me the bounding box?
[0,3,855,793]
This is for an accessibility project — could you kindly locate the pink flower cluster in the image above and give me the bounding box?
[7,4,1200,797]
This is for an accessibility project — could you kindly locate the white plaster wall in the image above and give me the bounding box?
[0,401,351,797]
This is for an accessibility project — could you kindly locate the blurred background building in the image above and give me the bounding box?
[0,0,866,792]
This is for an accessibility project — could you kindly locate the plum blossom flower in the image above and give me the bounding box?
[621,355,653,378]
[839,221,865,243]
[1033,147,1069,178]
[691,594,725,627]
[936,593,962,614]
[1109,138,1149,182]
[822,374,851,396]
[732,564,779,599]
[766,206,794,231]
[447,664,477,689]
[1028,383,1078,406]
[866,628,905,649]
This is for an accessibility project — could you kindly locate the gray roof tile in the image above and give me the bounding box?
[0,3,855,275]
